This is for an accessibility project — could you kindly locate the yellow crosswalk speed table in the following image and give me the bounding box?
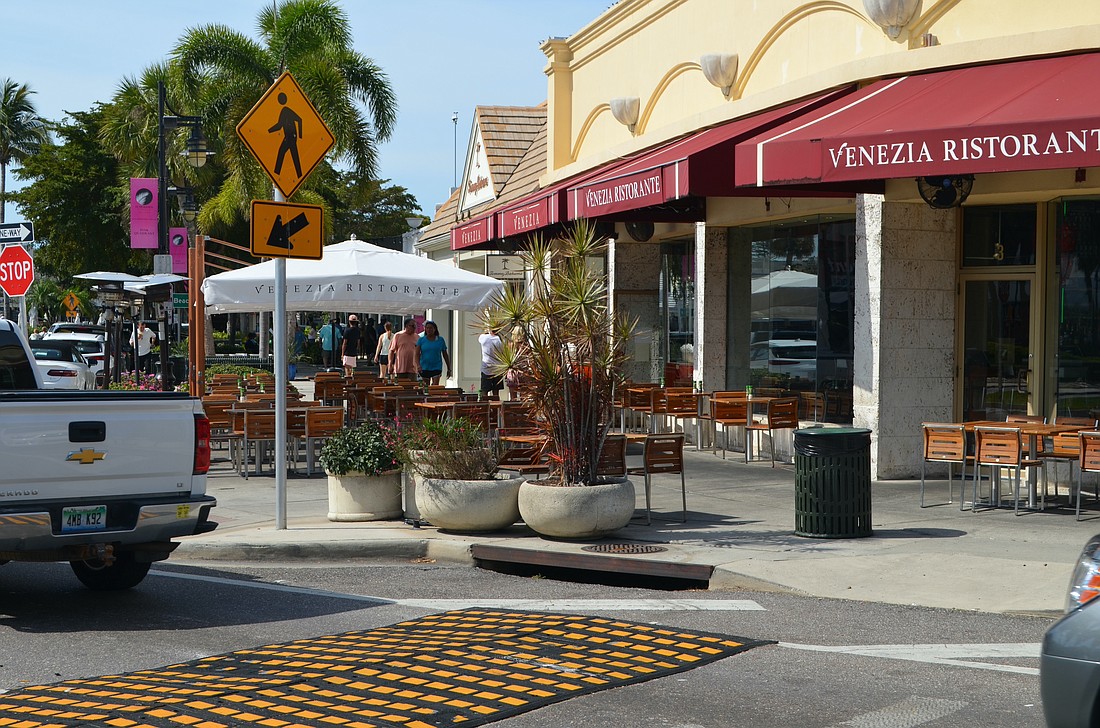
[236,72,334,199]
[250,200,324,260]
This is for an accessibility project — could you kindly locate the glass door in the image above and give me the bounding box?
[960,277,1035,421]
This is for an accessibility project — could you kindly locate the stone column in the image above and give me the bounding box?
[855,195,958,479]
[694,223,728,392]
[611,239,662,383]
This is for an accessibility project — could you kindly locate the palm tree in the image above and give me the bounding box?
[171,0,397,231]
[0,79,49,223]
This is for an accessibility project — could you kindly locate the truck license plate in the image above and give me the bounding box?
[61,505,107,533]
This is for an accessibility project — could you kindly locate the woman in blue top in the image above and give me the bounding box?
[415,320,451,385]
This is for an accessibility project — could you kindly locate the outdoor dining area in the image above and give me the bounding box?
[920,415,1100,520]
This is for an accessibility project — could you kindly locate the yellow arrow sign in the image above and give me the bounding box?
[236,72,335,199]
[250,200,324,260]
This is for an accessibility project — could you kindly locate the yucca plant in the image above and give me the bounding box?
[479,220,635,486]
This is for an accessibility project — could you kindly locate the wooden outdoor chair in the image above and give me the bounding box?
[595,434,628,478]
[292,407,346,476]
[627,433,686,524]
[496,440,550,478]
[664,391,703,449]
[451,402,494,437]
[711,398,750,459]
[746,397,799,466]
[1076,431,1100,520]
[202,399,242,471]
[240,410,278,479]
[919,423,971,508]
[971,426,1043,515]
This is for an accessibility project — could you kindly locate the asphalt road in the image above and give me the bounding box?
[0,557,1053,727]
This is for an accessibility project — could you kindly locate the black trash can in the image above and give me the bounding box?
[793,427,872,538]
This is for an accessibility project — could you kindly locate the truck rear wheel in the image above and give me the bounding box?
[70,552,151,591]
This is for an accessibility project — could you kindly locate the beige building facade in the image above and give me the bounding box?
[432,0,1100,479]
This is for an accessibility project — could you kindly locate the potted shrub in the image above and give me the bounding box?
[318,420,402,521]
[479,220,637,539]
[396,417,523,533]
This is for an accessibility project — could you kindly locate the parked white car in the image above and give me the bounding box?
[749,339,817,383]
[30,340,96,390]
[41,332,109,379]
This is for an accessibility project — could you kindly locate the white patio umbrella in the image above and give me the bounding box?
[200,239,504,313]
[750,269,818,318]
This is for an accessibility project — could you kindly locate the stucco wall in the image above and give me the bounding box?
[856,196,958,479]
[548,0,1100,182]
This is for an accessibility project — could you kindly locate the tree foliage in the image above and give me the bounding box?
[14,107,146,281]
[0,78,49,223]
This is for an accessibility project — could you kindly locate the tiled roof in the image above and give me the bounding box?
[476,104,546,192]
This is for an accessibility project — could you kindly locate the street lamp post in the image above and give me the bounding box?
[157,81,207,391]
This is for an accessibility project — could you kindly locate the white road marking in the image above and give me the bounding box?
[827,697,966,728]
[153,571,765,610]
[781,641,1041,675]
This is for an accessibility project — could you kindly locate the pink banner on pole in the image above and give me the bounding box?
[130,178,159,249]
[169,227,188,273]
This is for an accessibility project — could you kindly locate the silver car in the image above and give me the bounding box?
[1041,535,1100,726]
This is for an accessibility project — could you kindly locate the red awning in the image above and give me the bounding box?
[451,215,494,250]
[566,88,853,220]
[735,52,1100,187]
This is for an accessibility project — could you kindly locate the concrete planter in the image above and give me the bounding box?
[417,476,525,533]
[518,478,636,540]
[326,469,403,521]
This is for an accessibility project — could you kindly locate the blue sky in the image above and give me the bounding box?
[2,1,614,222]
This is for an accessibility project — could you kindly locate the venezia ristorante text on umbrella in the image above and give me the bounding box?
[251,283,463,296]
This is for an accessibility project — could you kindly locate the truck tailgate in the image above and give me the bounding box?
[0,393,202,502]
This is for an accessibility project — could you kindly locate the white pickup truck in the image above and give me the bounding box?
[0,319,216,590]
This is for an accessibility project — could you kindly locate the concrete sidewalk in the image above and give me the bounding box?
[175,439,1098,615]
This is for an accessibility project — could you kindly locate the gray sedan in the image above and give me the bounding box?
[1041,534,1100,726]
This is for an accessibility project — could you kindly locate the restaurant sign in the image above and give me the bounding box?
[570,168,669,218]
[820,126,1100,182]
[499,196,552,238]
[451,215,493,250]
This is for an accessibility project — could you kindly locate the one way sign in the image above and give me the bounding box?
[0,222,34,244]
[250,200,322,259]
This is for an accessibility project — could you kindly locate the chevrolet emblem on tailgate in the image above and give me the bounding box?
[67,449,106,465]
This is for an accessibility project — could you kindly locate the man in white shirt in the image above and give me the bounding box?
[131,321,156,374]
[478,327,504,399]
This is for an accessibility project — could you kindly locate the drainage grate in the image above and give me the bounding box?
[581,543,667,554]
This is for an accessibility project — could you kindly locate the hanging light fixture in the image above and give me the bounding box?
[863,0,921,39]
[700,53,738,97]
[610,97,640,134]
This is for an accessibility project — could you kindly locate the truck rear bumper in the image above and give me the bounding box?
[0,496,217,554]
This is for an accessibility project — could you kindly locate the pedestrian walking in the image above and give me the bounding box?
[478,326,504,399]
[374,321,394,377]
[388,319,419,379]
[341,315,362,377]
[318,318,343,369]
[416,320,451,386]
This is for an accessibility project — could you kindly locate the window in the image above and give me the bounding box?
[1054,198,1100,419]
[733,215,855,422]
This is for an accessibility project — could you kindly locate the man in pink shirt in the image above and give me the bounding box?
[388,319,420,378]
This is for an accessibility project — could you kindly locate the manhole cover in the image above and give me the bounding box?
[581,543,667,554]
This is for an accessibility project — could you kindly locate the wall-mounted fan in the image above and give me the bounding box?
[916,175,974,209]
[625,221,655,242]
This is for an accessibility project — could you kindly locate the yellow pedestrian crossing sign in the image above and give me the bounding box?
[63,292,79,312]
[236,72,335,199]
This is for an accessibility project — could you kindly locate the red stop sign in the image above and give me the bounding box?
[0,245,35,297]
